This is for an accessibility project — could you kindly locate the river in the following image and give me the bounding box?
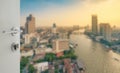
[70,32,120,73]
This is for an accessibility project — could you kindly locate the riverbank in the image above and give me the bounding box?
[70,43,86,72]
[84,33,120,54]
[70,34,120,73]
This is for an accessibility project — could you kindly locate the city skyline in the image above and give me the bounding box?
[21,0,120,27]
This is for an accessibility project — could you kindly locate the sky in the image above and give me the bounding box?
[21,0,120,27]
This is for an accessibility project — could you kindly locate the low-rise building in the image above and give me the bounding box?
[52,39,69,53]
[59,32,68,39]
[63,59,73,73]
[34,62,49,73]
[24,32,40,44]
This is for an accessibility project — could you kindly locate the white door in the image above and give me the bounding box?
[0,0,20,73]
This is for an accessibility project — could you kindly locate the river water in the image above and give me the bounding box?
[70,33,120,73]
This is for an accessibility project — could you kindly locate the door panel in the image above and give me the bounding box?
[0,0,20,73]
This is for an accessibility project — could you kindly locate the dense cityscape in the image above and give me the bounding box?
[20,14,120,73]
[85,15,120,52]
[20,14,84,73]
[20,0,120,73]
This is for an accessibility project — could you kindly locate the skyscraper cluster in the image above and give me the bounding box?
[91,15,112,42]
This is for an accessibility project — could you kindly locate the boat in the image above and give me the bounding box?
[114,58,119,62]
[76,60,85,72]
[69,44,74,48]
[69,43,78,49]
[75,44,78,46]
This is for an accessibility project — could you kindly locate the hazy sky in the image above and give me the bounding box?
[21,0,120,27]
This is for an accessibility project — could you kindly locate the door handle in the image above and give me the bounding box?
[11,43,19,51]
[2,27,22,36]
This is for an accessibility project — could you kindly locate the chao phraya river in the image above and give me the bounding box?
[70,30,120,73]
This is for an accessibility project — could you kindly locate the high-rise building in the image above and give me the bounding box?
[92,15,98,35]
[25,14,35,34]
[100,23,112,42]
[52,23,57,34]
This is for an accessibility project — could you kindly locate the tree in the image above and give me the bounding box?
[54,69,59,73]
[28,64,36,73]
[54,64,59,73]
[20,57,29,73]
[43,69,49,73]
[71,55,77,60]
[45,53,56,62]
[35,58,44,63]
[63,49,77,60]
